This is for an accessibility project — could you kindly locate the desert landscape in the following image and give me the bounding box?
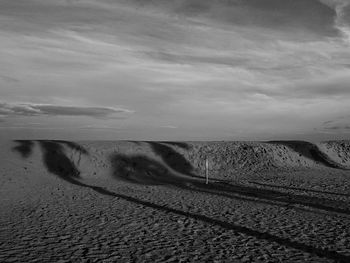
[2,1,350,262]
[1,139,350,262]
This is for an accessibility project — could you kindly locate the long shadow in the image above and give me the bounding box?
[249,181,350,197]
[82,186,350,263]
[109,154,349,261]
[13,140,350,215]
[211,181,350,215]
[111,153,350,216]
[109,154,337,216]
[267,140,348,169]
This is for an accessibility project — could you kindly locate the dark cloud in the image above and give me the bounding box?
[0,0,340,39]
[323,120,335,125]
[0,102,133,118]
[0,0,122,35]
[123,0,338,38]
[343,4,350,24]
[321,114,350,131]
[324,125,350,130]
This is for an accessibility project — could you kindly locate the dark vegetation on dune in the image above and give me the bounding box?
[12,140,350,262]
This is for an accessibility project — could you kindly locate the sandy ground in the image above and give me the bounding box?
[1,140,350,262]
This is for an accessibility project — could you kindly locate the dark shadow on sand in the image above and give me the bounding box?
[147,141,230,182]
[38,140,85,184]
[108,152,350,261]
[12,140,88,186]
[13,140,34,158]
[110,153,350,216]
[148,142,194,175]
[81,186,350,263]
[267,140,348,170]
[249,181,350,197]
[53,140,89,155]
[109,153,333,215]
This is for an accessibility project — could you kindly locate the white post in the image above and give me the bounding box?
[205,157,209,184]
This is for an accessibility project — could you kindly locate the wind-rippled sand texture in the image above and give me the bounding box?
[1,140,350,262]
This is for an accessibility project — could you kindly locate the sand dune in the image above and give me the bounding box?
[1,140,350,262]
[9,139,349,181]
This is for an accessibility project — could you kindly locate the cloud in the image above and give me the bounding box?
[121,0,338,39]
[335,3,350,43]
[77,125,123,130]
[324,125,350,130]
[0,0,340,41]
[318,0,350,42]
[144,50,250,67]
[274,71,350,99]
[320,114,350,132]
[0,126,66,130]
[0,0,350,140]
[0,75,19,83]
[0,102,133,118]
[160,125,178,129]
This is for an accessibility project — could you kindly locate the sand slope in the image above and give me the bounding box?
[40,140,350,181]
[1,140,350,262]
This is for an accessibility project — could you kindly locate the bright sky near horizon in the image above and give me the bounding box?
[1,0,350,141]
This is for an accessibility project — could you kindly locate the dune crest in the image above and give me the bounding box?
[7,140,350,182]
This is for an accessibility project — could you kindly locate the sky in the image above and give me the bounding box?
[0,0,350,141]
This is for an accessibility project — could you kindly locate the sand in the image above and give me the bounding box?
[1,139,350,262]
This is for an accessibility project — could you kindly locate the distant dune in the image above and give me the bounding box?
[5,139,350,182]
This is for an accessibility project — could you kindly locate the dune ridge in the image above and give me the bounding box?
[6,140,350,182]
[65,140,350,181]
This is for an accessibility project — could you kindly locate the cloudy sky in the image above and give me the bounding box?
[1,0,350,141]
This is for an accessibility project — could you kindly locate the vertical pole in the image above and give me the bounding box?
[205,157,209,184]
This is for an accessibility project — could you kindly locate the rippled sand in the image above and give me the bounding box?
[1,140,350,262]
